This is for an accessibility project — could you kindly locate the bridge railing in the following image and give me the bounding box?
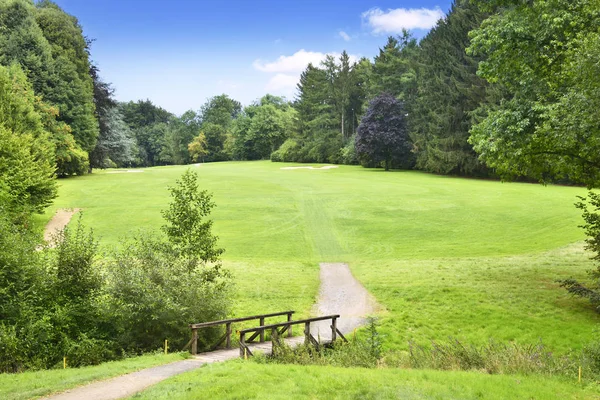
[188,310,294,355]
[237,314,347,358]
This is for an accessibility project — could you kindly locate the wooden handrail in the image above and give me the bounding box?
[189,311,294,355]
[237,315,340,335]
[238,314,347,358]
[189,310,294,328]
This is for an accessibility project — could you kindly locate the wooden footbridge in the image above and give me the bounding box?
[187,311,347,360]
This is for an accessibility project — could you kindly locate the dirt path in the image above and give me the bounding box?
[311,263,380,338]
[43,208,82,245]
[43,262,379,400]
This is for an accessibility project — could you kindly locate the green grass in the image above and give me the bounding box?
[24,161,600,397]
[129,361,600,399]
[0,353,188,400]
[33,161,596,351]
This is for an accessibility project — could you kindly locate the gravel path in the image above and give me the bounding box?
[43,208,81,246]
[43,263,379,399]
[311,263,380,338]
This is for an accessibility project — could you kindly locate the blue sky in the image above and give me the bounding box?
[54,0,453,115]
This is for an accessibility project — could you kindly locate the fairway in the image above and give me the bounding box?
[40,161,597,352]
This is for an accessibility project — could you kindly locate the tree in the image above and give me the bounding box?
[468,0,600,186]
[0,0,91,175]
[89,107,134,168]
[164,110,200,165]
[410,0,491,176]
[161,169,224,265]
[370,32,418,101]
[0,63,56,219]
[34,1,99,154]
[198,94,241,161]
[355,93,412,171]
[560,192,600,311]
[188,132,208,162]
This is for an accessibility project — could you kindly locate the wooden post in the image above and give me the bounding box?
[239,332,246,358]
[225,322,232,349]
[191,328,198,355]
[331,317,337,342]
[271,327,278,355]
[259,317,265,342]
[304,322,311,345]
[287,312,293,337]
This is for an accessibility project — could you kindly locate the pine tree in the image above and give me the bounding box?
[410,0,491,176]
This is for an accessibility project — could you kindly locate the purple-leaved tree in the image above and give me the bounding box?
[355,93,412,171]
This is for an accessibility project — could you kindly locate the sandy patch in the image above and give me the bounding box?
[43,208,81,246]
[106,169,144,174]
[280,166,339,170]
[311,263,380,338]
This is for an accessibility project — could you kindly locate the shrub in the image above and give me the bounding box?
[270,139,300,162]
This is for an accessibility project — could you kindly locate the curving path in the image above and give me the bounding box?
[43,208,81,247]
[42,263,379,400]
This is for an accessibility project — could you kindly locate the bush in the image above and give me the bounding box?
[103,234,230,353]
[270,139,300,162]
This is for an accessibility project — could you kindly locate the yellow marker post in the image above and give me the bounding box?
[579,366,582,383]
[165,339,168,355]
[244,347,247,360]
[63,356,66,369]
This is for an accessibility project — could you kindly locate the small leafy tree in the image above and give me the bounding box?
[560,192,600,310]
[188,132,208,162]
[355,93,412,171]
[161,169,224,266]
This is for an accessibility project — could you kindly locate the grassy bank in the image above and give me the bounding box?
[129,361,600,399]
[0,353,187,400]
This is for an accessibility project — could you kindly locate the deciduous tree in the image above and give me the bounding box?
[355,93,412,171]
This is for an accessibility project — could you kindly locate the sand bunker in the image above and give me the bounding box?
[280,166,339,170]
[43,208,82,246]
[106,169,144,174]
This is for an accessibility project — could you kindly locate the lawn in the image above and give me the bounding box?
[0,353,188,400]
[17,160,600,399]
[129,361,600,400]
[34,161,597,351]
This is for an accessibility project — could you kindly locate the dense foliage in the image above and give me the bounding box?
[0,171,230,371]
[355,94,412,171]
[0,64,56,220]
[468,0,600,186]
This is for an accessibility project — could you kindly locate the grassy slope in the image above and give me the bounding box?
[130,361,600,400]
[0,353,187,400]
[25,161,600,398]
[34,162,596,349]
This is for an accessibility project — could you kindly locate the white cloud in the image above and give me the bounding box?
[265,73,298,92]
[253,50,330,73]
[254,50,360,97]
[362,7,444,34]
[338,30,351,41]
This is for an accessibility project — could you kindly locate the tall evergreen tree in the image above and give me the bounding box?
[410,0,491,176]
[34,0,98,154]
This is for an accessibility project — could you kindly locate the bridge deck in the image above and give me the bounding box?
[193,336,326,363]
